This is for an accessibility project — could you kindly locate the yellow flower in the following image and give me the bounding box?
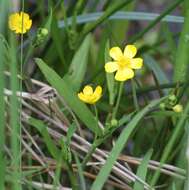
[105,45,143,81]
[78,85,102,104]
[9,12,32,34]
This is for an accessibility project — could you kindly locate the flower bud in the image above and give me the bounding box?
[168,94,176,102]
[159,103,165,110]
[111,119,118,127]
[41,28,48,36]
[172,104,183,113]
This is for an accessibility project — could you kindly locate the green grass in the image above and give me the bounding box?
[0,0,189,189]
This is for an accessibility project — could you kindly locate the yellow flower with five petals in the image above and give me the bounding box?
[105,45,143,81]
[78,85,102,104]
[9,12,32,34]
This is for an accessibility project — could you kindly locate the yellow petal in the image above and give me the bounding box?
[25,19,32,29]
[109,47,123,61]
[93,86,102,97]
[20,12,30,20]
[9,14,19,30]
[124,45,137,58]
[83,85,93,95]
[130,58,143,69]
[78,93,88,103]
[105,61,118,73]
[115,68,134,81]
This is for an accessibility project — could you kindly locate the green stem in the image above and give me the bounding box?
[112,82,124,119]
[81,140,99,169]
[125,81,186,96]
[81,104,102,168]
[131,79,139,111]
[93,104,98,128]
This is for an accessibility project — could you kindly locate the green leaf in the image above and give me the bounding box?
[0,0,9,34]
[144,54,169,95]
[0,33,6,190]
[28,117,60,160]
[133,149,153,190]
[74,153,86,190]
[9,32,21,190]
[44,8,52,31]
[144,54,169,84]
[173,8,189,82]
[35,58,101,135]
[66,34,91,91]
[91,97,166,190]
[51,17,66,67]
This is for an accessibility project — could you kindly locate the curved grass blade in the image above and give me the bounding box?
[58,11,184,28]
[91,97,166,190]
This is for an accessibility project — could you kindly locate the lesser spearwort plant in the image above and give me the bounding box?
[0,1,188,190]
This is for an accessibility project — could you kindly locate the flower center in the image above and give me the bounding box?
[118,57,130,68]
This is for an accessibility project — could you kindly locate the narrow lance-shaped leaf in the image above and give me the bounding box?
[133,149,153,190]
[66,34,91,91]
[173,8,189,82]
[35,58,101,135]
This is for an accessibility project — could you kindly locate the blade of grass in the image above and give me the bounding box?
[58,12,184,28]
[133,149,153,190]
[9,33,21,190]
[143,54,169,94]
[51,17,66,68]
[74,153,86,190]
[91,97,166,190]
[0,33,6,190]
[185,124,189,190]
[35,58,101,135]
[162,23,176,59]
[0,0,9,34]
[66,34,91,91]
[173,7,189,82]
